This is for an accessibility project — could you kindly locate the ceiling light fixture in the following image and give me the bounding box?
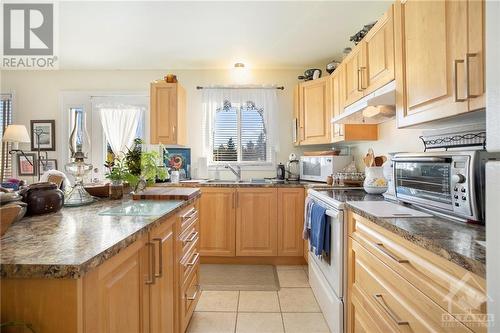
[234,62,245,68]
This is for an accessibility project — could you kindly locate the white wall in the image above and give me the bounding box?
[1,69,309,181]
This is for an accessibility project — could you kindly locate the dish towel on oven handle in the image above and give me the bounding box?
[309,203,330,257]
[303,196,314,240]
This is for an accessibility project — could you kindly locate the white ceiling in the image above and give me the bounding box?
[58,1,390,70]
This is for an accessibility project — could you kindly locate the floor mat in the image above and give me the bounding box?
[199,264,280,291]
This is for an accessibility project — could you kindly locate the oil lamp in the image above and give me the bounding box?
[64,110,95,206]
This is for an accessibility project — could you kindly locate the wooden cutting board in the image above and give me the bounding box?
[132,187,200,201]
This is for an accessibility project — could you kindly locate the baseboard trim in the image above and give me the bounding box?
[200,256,306,265]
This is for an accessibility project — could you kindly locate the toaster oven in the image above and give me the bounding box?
[392,151,500,223]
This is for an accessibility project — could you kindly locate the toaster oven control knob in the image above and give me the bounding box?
[452,174,466,184]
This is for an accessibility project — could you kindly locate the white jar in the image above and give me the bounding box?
[363,167,388,194]
[170,170,180,184]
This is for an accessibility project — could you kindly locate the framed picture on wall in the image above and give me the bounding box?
[30,120,56,151]
[17,153,37,176]
[163,147,191,180]
[39,159,58,173]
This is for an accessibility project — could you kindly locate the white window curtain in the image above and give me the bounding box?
[92,96,146,157]
[202,86,279,165]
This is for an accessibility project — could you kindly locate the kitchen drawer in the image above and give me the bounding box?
[181,268,200,333]
[180,241,200,286]
[179,204,198,234]
[179,217,199,257]
[348,211,487,332]
[351,239,472,333]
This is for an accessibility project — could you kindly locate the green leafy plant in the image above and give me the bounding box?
[123,139,169,192]
[104,157,128,182]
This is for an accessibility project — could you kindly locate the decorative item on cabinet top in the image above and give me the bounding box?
[297,68,322,81]
[350,21,377,45]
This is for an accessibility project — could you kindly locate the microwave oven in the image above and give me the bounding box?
[299,155,353,182]
[393,151,500,223]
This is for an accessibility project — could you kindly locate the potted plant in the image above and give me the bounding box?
[104,157,127,199]
[124,139,169,193]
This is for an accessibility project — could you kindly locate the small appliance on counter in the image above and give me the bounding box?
[300,155,353,182]
[393,150,500,223]
[286,153,300,181]
[276,163,286,180]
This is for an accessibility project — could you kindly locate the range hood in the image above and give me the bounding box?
[332,80,396,125]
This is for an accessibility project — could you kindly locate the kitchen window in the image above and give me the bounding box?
[203,88,278,166]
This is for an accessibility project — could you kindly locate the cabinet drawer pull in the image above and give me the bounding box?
[181,208,197,221]
[373,294,409,326]
[183,231,199,243]
[185,252,200,267]
[454,59,467,102]
[153,237,163,278]
[374,242,408,264]
[146,241,155,285]
[186,285,200,301]
[466,53,480,98]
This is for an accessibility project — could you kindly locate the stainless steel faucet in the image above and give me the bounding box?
[224,164,241,182]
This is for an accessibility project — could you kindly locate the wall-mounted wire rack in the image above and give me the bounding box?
[420,124,486,151]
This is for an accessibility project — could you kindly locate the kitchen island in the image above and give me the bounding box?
[1,188,201,333]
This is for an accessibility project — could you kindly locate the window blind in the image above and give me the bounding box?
[0,94,13,181]
[211,101,270,164]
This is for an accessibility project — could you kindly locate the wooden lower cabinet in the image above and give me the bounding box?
[347,210,487,333]
[149,217,176,333]
[236,188,278,256]
[0,200,200,333]
[199,188,236,256]
[277,188,305,256]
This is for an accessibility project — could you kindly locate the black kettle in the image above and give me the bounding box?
[276,163,286,180]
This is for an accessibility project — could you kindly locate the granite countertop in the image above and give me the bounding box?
[0,191,201,279]
[343,196,486,278]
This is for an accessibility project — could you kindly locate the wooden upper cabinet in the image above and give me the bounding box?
[150,81,186,145]
[299,76,332,145]
[277,188,305,257]
[395,0,476,128]
[293,85,301,146]
[330,66,378,143]
[344,43,366,107]
[199,188,236,257]
[236,188,278,256]
[149,218,175,333]
[467,0,485,111]
[364,5,395,95]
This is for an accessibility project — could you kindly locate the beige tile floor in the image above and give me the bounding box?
[187,265,331,333]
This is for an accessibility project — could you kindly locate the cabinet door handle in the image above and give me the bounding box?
[185,252,200,267]
[373,294,409,326]
[374,242,408,264]
[357,68,363,92]
[454,59,467,102]
[145,241,155,285]
[359,67,367,90]
[172,125,176,140]
[186,285,200,301]
[153,237,163,278]
[232,192,235,209]
[466,53,480,98]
